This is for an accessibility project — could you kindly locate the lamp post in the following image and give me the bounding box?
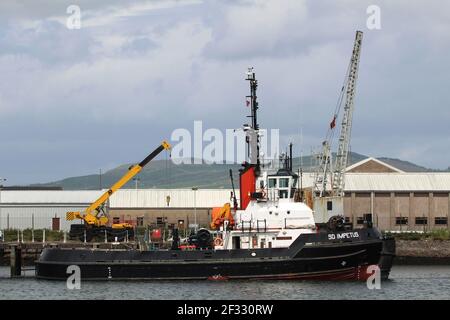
[0,178,6,231]
[192,187,198,232]
[133,177,140,190]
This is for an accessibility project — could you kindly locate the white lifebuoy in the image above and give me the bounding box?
[214,237,223,246]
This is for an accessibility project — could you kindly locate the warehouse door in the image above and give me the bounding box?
[52,217,60,231]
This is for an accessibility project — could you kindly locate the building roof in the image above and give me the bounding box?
[345,157,405,173]
[298,172,450,192]
[0,190,104,204]
[343,173,450,192]
[0,186,63,191]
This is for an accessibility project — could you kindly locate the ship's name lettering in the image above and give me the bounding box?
[328,232,359,240]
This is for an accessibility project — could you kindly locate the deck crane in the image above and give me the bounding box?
[67,141,171,242]
[312,31,363,224]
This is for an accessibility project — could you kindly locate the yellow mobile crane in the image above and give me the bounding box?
[67,141,171,242]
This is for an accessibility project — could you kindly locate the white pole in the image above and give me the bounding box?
[63,231,66,243]
[43,229,46,244]
[194,191,197,232]
[17,229,19,243]
[84,229,86,243]
[0,179,5,232]
[32,229,34,243]
[104,230,107,243]
[21,230,23,243]
[192,187,198,233]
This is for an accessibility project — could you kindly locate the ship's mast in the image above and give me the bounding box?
[239,68,262,210]
[246,67,261,173]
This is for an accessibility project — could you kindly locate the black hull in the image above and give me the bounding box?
[36,228,395,281]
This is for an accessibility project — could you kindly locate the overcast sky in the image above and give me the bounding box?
[0,0,449,185]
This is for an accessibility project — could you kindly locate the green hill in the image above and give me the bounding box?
[30,152,444,190]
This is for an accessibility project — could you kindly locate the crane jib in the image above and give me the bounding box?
[138,144,166,168]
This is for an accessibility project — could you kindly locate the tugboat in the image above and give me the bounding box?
[35,67,395,281]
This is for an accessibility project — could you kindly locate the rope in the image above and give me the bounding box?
[164,149,172,188]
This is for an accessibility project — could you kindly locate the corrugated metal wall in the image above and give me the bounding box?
[109,189,234,208]
[0,207,84,231]
[0,189,234,231]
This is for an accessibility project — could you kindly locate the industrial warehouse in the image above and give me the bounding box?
[1,157,449,233]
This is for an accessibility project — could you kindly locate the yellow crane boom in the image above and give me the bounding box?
[67,141,171,228]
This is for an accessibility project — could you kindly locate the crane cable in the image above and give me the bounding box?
[325,54,353,150]
[164,147,172,188]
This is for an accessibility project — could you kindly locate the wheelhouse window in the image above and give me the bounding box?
[279,178,289,188]
[268,178,277,188]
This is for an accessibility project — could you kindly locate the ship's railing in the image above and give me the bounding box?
[256,219,267,232]
[239,219,267,233]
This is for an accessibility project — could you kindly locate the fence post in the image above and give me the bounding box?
[17,230,19,243]
[84,229,86,243]
[43,229,46,244]
[104,229,107,243]
[32,229,34,243]
[21,230,23,243]
[126,230,129,243]
[63,231,66,243]
[10,245,22,277]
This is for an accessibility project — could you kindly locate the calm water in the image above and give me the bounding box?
[0,265,449,300]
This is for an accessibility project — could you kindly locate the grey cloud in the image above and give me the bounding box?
[121,36,157,54]
[0,0,449,185]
